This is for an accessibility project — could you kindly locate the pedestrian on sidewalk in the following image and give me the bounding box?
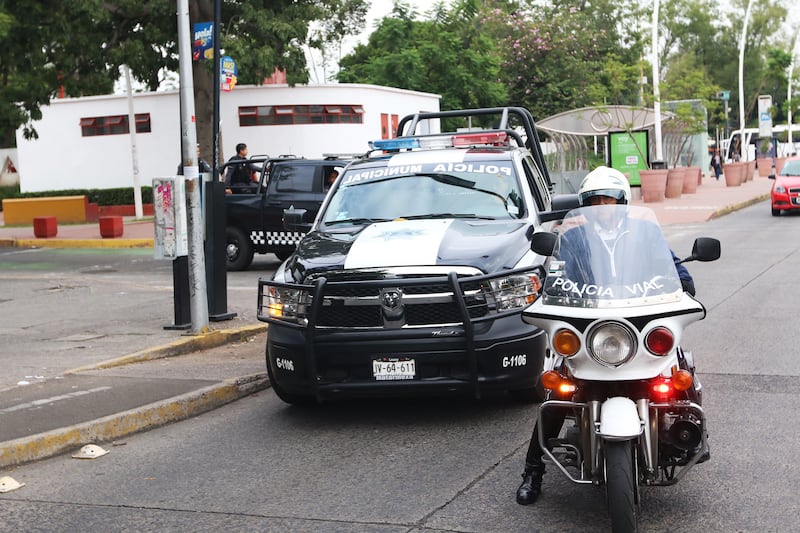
[711,150,722,180]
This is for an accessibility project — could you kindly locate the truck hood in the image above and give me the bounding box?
[286,218,532,282]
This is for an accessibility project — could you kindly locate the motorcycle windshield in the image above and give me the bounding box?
[542,205,683,308]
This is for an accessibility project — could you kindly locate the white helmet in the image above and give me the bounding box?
[577,166,631,206]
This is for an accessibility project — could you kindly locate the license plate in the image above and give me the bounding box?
[372,358,416,381]
[792,197,800,205]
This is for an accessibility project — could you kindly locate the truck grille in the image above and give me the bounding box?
[258,266,542,330]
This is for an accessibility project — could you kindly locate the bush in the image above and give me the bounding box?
[0,186,153,211]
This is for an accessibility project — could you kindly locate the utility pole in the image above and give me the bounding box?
[738,0,754,161]
[651,0,664,168]
[124,65,143,219]
[176,0,209,334]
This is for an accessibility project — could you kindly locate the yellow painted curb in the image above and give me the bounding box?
[0,373,269,468]
[65,324,267,374]
[13,238,154,249]
[709,193,770,220]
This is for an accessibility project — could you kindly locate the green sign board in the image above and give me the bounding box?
[609,131,649,186]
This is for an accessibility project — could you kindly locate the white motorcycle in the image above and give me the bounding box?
[523,204,720,532]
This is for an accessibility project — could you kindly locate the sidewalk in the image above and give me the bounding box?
[0,174,774,471]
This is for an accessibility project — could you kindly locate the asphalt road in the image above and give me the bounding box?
[1,201,799,531]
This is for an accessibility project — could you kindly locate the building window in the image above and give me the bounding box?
[238,105,364,126]
[80,114,151,137]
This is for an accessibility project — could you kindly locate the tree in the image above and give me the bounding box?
[0,0,368,153]
[337,0,508,113]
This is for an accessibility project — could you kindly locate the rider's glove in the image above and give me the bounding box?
[681,279,696,296]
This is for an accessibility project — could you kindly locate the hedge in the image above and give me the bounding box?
[0,185,153,211]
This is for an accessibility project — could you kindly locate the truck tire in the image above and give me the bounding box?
[226,226,254,271]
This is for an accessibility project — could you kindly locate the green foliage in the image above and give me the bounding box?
[337,0,508,112]
[0,186,153,211]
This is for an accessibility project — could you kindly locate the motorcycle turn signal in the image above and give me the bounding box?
[541,370,576,394]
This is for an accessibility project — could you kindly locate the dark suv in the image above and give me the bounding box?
[224,156,350,270]
[257,107,577,405]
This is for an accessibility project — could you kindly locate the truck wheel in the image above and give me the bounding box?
[274,248,293,261]
[266,350,316,406]
[226,226,254,271]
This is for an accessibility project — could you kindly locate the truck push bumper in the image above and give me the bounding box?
[266,317,546,400]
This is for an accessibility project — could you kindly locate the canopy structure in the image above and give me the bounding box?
[534,106,676,194]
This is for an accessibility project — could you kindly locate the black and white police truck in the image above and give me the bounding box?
[257,107,577,405]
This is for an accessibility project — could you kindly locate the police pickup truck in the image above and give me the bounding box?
[257,107,577,405]
[224,155,350,270]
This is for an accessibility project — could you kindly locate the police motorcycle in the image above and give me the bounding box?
[523,204,720,532]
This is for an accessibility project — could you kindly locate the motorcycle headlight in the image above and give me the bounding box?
[484,273,542,312]
[264,286,313,324]
[587,321,636,367]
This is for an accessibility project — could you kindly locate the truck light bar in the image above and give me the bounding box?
[452,131,509,147]
[369,131,509,152]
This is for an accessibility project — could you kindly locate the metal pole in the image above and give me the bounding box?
[738,0,754,162]
[652,0,664,165]
[788,30,799,156]
[124,65,143,219]
[177,0,209,334]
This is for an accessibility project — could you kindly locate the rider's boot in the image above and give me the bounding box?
[516,463,545,505]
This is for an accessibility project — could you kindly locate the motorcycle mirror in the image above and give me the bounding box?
[681,237,721,263]
[531,231,557,256]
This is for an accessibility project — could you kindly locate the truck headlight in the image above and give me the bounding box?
[484,273,541,312]
[266,286,312,323]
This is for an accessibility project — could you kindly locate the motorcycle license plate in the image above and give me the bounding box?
[372,358,415,380]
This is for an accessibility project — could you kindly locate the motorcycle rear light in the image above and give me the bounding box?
[553,329,580,357]
[541,370,576,393]
[671,369,694,391]
[645,326,674,355]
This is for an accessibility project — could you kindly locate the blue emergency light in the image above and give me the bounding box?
[368,138,420,151]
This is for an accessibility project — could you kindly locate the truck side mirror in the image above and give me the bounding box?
[531,231,557,256]
[283,207,312,233]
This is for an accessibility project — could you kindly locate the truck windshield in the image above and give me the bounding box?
[321,164,523,225]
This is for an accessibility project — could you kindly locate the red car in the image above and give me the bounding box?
[771,157,800,216]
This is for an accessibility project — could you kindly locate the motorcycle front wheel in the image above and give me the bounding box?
[605,440,638,533]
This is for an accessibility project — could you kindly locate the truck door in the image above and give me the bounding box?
[262,163,323,237]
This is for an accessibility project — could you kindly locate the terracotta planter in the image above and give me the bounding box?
[722,162,743,186]
[683,167,700,193]
[639,169,668,203]
[746,160,756,181]
[757,158,773,177]
[665,168,685,199]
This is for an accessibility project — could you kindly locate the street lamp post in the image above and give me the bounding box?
[788,30,799,156]
[652,0,664,166]
[738,0,754,162]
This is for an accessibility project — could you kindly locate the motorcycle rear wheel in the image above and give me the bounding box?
[605,440,638,533]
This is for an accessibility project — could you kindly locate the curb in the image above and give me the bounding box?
[65,324,267,373]
[708,193,770,220]
[9,238,154,249]
[0,323,269,468]
[0,373,269,469]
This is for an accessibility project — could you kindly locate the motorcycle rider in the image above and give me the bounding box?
[516,166,696,505]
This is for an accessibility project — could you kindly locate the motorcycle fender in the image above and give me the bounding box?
[599,397,642,439]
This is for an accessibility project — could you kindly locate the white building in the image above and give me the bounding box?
[15,83,441,192]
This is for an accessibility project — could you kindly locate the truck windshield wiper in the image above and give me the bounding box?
[398,213,497,220]
[324,217,390,226]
